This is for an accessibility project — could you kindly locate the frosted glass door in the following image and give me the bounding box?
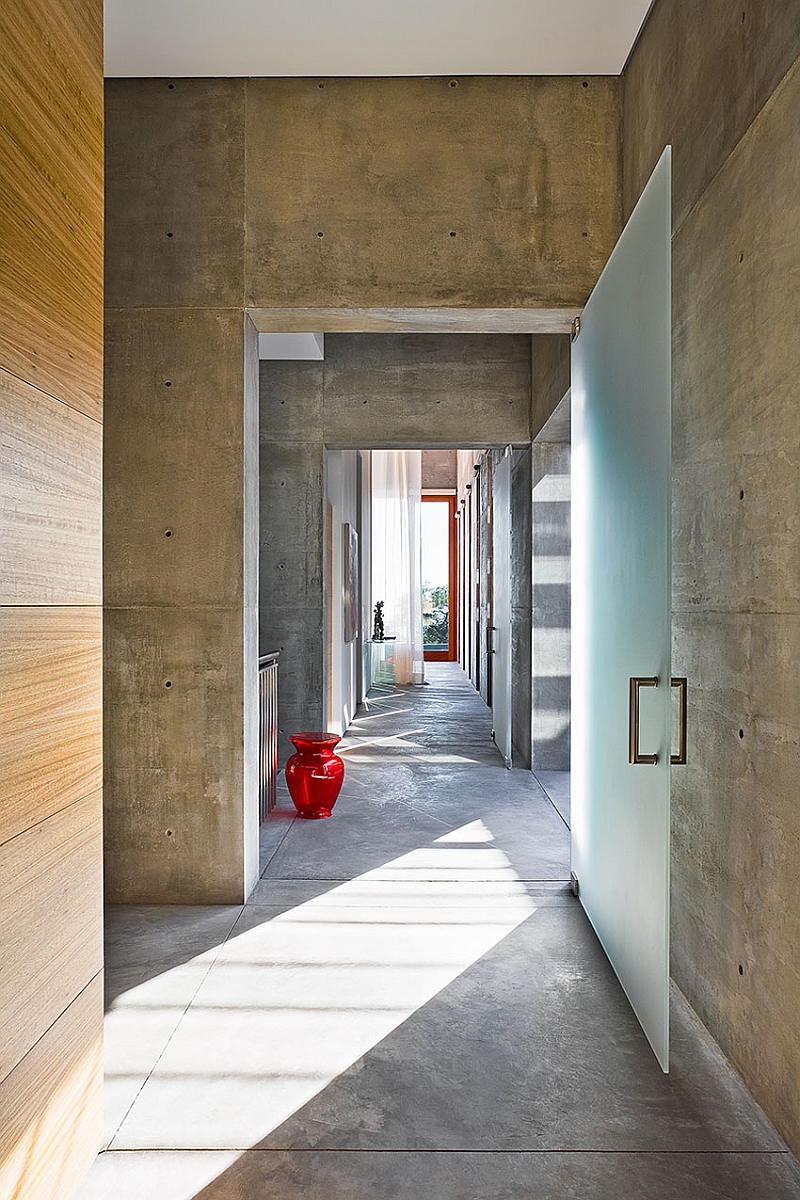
[492,450,512,769]
[571,148,672,1070]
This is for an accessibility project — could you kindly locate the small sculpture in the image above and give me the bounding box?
[373,600,385,642]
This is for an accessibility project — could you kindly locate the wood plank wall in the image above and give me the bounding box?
[0,0,104,1196]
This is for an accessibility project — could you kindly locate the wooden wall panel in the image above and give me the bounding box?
[0,608,102,848]
[0,124,102,420]
[0,0,104,1190]
[0,792,102,1082]
[0,976,103,1200]
[0,368,101,604]
[0,0,103,224]
[0,0,103,421]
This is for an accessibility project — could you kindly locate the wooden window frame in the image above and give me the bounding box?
[422,494,458,662]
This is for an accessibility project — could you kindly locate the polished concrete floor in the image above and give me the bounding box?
[78,664,800,1198]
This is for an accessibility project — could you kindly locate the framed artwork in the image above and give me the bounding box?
[343,523,359,643]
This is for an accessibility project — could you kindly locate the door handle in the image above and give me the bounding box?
[629,677,659,765]
[671,677,687,765]
[629,676,688,765]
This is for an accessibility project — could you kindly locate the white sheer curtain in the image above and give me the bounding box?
[371,450,425,685]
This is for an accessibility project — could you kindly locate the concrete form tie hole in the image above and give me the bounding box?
[582,80,589,88]
[317,231,324,238]
[450,231,457,237]
[166,829,174,837]
[740,489,744,500]
[739,252,744,263]
[739,964,744,974]
[167,232,173,239]
[739,728,744,739]
[168,83,175,90]
[164,529,173,538]
[449,79,458,88]
[165,380,172,387]
[165,680,172,688]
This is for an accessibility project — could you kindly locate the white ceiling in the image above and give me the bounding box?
[259,332,325,360]
[104,0,653,79]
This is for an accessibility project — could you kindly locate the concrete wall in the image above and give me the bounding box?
[478,454,493,707]
[0,0,104,1192]
[530,336,571,772]
[104,308,259,905]
[259,360,325,766]
[322,334,532,448]
[103,78,260,904]
[244,77,620,311]
[260,335,530,762]
[422,449,458,489]
[325,449,361,738]
[511,448,533,767]
[456,449,482,689]
[532,333,570,436]
[359,451,372,701]
[624,6,800,1156]
[455,445,533,766]
[532,442,571,771]
[104,73,620,901]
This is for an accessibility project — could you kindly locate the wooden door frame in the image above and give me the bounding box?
[422,493,458,662]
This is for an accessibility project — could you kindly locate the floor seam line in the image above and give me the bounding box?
[95,1147,794,1156]
[532,772,571,832]
[258,809,296,880]
[106,907,242,1150]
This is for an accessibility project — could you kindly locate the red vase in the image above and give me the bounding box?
[285,732,345,819]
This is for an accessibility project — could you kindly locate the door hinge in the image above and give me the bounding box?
[571,315,581,342]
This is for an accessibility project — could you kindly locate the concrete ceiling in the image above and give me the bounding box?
[104,0,653,78]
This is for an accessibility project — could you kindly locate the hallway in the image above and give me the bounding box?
[79,665,800,1198]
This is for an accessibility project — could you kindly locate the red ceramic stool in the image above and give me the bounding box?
[285,732,345,819]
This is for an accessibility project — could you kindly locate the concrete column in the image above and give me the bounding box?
[258,360,326,766]
[104,80,258,904]
[511,447,533,767]
[478,454,492,707]
[104,309,259,903]
[532,442,571,771]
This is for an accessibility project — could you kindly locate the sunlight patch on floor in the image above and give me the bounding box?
[336,729,426,753]
[106,821,536,1153]
[435,819,495,843]
[339,751,488,765]
[349,707,414,723]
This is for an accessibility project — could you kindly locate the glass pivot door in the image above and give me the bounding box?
[571,148,672,1071]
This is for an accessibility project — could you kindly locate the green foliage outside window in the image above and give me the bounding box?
[422,582,449,646]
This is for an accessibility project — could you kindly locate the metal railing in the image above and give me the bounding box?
[258,652,280,820]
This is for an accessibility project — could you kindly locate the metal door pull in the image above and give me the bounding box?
[628,676,688,765]
[629,677,659,764]
[671,677,687,765]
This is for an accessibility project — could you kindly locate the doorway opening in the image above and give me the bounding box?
[317,439,546,777]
